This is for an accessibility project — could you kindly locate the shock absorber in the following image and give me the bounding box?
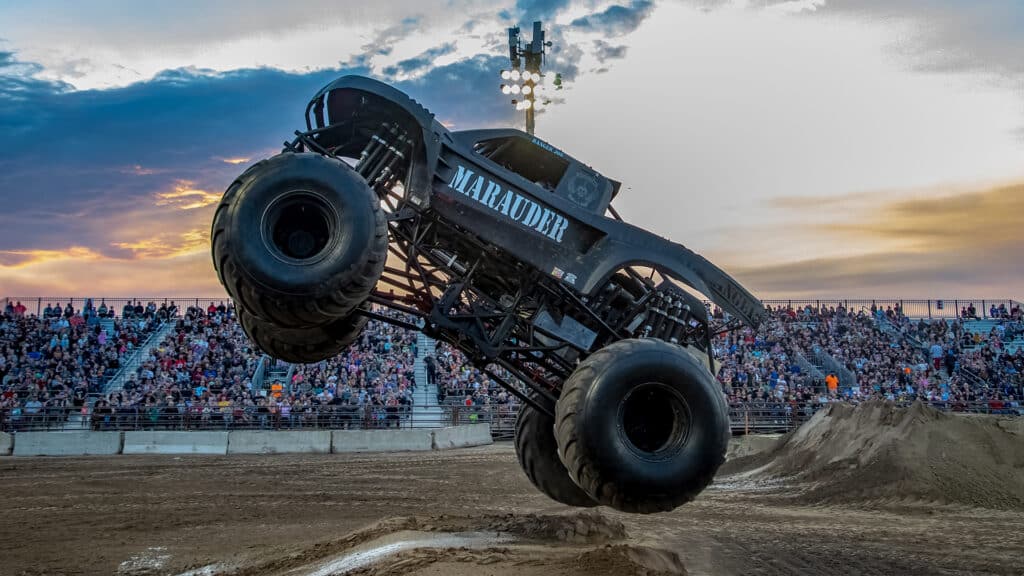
[644,293,668,338]
[355,123,390,177]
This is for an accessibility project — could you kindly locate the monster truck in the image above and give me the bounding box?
[211,75,766,513]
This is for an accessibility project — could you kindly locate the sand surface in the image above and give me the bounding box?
[4,403,1023,575]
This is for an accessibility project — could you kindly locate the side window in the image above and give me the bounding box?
[473,137,569,192]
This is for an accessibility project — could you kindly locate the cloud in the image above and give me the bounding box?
[111,229,208,260]
[813,0,1024,80]
[570,1,655,36]
[357,17,422,62]
[514,0,572,21]
[728,181,1024,298]
[1,2,541,91]
[154,182,222,210]
[822,182,1024,251]
[0,47,523,294]
[592,40,628,63]
[1,249,222,297]
[0,247,103,269]
[382,42,457,77]
[218,157,250,165]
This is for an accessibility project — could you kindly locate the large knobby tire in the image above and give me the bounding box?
[238,306,369,364]
[555,338,729,514]
[514,394,597,508]
[211,153,387,329]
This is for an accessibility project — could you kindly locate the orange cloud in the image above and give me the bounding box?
[723,180,1024,298]
[0,247,104,268]
[218,156,251,165]
[154,181,221,210]
[1,250,224,297]
[110,228,208,259]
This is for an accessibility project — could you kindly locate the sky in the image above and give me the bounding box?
[0,0,1022,299]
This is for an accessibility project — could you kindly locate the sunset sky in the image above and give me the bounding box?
[0,0,1022,299]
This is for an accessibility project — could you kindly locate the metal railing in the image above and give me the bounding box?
[761,299,1019,320]
[5,297,1020,321]
[6,400,1019,437]
[809,345,858,386]
[252,355,268,390]
[0,404,497,433]
[101,320,170,395]
[2,297,231,319]
[728,400,1024,435]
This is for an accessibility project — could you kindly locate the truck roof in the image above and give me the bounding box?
[450,128,621,215]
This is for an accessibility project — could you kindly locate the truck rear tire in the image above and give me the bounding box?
[515,393,597,508]
[238,306,368,364]
[555,338,729,513]
[211,153,387,329]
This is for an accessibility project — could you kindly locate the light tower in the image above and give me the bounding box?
[499,21,561,135]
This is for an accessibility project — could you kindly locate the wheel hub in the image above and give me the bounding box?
[619,382,691,456]
[265,192,332,261]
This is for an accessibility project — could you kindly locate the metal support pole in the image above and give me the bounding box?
[526,105,535,135]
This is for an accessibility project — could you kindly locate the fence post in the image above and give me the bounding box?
[928,300,932,319]
[982,300,986,318]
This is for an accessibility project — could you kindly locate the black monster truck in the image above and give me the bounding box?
[211,75,766,513]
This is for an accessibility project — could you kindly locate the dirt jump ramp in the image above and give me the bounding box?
[724,400,1024,509]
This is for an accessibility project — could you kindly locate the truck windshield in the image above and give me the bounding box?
[473,137,569,191]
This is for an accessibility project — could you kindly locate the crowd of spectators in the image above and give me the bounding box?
[86,304,424,431]
[4,294,1022,433]
[718,303,1024,424]
[1,300,162,428]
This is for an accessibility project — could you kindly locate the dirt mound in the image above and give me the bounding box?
[232,511,633,576]
[725,434,781,460]
[477,510,627,543]
[342,544,686,576]
[724,400,1024,509]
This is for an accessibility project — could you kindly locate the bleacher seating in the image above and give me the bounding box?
[3,297,1022,431]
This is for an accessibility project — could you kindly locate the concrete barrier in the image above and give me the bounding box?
[13,431,122,456]
[123,431,228,455]
[228,431,331,454]
[332,429,433,453]
[432,424,493,450]
[0,431,12,456]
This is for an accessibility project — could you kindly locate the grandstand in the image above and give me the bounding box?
[3,296,1022,435]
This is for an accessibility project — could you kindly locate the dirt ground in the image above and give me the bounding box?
[3,442,1023,576]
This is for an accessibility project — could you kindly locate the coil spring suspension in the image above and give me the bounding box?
[641,290,704,344]
[355,123,410,193]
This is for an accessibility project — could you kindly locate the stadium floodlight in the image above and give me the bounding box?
[501,84,512,94]
[502,20,555,134]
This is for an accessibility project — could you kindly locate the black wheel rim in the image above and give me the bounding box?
[617,382,692,460]
[261,191,335,263]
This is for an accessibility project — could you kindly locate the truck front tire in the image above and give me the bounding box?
[211,153,387,329]
[238,306,368,364]
[555,338,729,513]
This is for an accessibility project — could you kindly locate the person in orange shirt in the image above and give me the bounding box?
[825,373,838,393]
[270,380,284,399]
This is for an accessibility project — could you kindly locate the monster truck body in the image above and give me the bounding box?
[212,75,766,513]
